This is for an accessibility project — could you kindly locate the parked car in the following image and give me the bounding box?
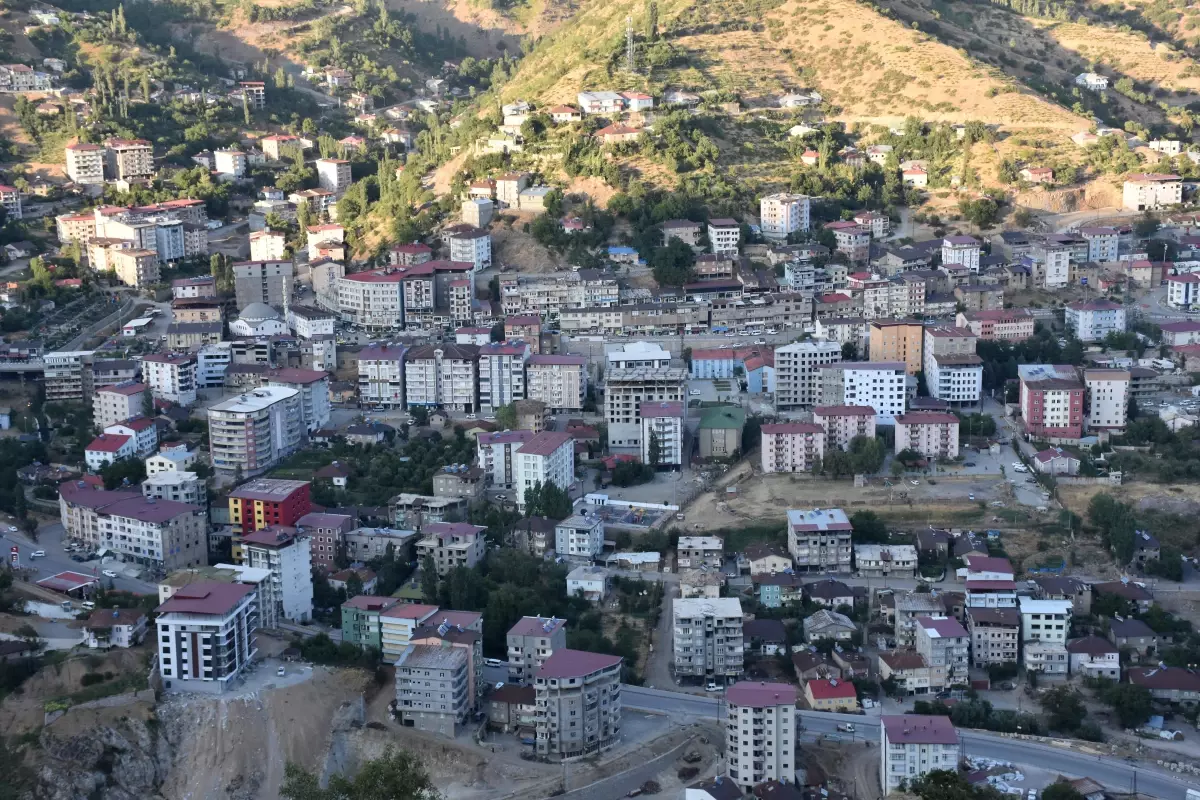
[102,569,117,578]
[484,658,504,668]
[276,666,286,677]
[836,723,856,733]
[705,682,721,692]
[30,550,44,558]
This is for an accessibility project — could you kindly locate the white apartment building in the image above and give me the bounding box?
[315,158,352,196]
[759,193,810,242]
[336,270,404,329]
[142,353,197,406]
[477,430,535,488]
[357,344,407,408]
[142,470,206,510]
[65,141,105,185]
[760,423,826,473]
[942,235,981,272]
[1123,173,1182,211]
[514,431,574,510]
[775,341,841,410]
[914,616,970,686]
[855,544,918,578]
[62,489,205,571]
[146,446,197,475]
[478,341,529,413]
[923,327,983,407]
[104,417,157,458]
[554,515,605,559]
[85,433,137,471]
[93,381,146,429]
[604,351,687,450]
[725,682,797,790]
[1167,273,1200,311]
[265,367,330,432]
[812,405,876,451]
[207,387,303,475]
[895,412,960,460]
[240,526,313,625]
[196,342,232,389]
[213,148,247,180]
[249,230,287,261]
[526,354,588,412]
[786,507,852,573]
[404,344,480,412]
[707,219,740,255]
[673,597,744,678]
[105,138,154,180]
[156,581,259,693]
[817,361,906,424]
[1065,300,1126,342]
[1018,597,1071,646]
[1036,243,1070,289]
[379,603,440,662]
[1083,368,1129,433]
[448,228,492,272]
[1079,227,1119,262]
[640,401,684,467]
[880,715,959,793]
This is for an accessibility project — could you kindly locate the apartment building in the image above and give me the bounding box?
[92,381,146,429]
[604,359,687,450]
[759,193,810,242]
[356,344,406,409]
[57,484,205,571]
[1078,226,1119,262]
[448,228,492,272]
[812,405,876,451]
[249,230,287,261]
[1084,368,1130,433]
[404,344,480,412]
[1065,300,1126,342]
[526,355,587,412]
[478,341,529,413]
[787,507,852,574]
[923,327,982,406]
[673,597,744,678]
[914,616,969,686]
[868,320,924,375]
[507,615,567,683]
[1167,273,1200,311]
[760,423,825,473]
[514,431,574,510]
[677,536,723,570]
[499,271,620,318]
[239,526,313,627]
[534,649,623,759]
[111,248,159,288]
[208,387,304,476]
[416,522,488,576]
[1122,173,1182,211]
[725,682,797,790]
[880,715,959,794]
[963,554,1017,609]
[315,158,352,196]
[142,470,206,514]
[336,269,404,329]
[818,361,906,424]
[942,235,981,272]
[955,309,1035,342]
[65,141,105,185]
[156,581,258,693]
[105,138,153,180]
[44,350,94,401]
[1019,597,1072,648]
[966,607,1019,668]
[394,644,470,738]
[226,478,311,560]
[141,353,197,406]
[895,592,949,647]
[640,401,684,467]
[233,260,294,310]
[1018,364,1084,441]
[775,341,841,410]
[476,430,535,488]
[854,544,917,578]
[708,218,740,255]
[894,412,960,460]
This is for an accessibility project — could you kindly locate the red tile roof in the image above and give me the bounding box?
[382,603,439,620]
[881,715,957,744]
[508,615,567,636]
[536,649,622,679]
[762,423,823,434]
[813,405,875,417]
[85,433,131,453]
[157,582,255,615]
[805,678,856,700]
[727,681,798,707]
[518,430,572,457]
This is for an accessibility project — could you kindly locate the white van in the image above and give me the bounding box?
[80,601,95,611]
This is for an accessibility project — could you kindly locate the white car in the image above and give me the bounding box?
[6,526,15,532]
[276,666,286,677]
[484,658,505,668]
[30,550,44,558]
[102,569,118,579]
[705,682,721,692]
[910,480,919,486]
[689,390,702,396]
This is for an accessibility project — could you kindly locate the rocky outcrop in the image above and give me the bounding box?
[36,716,171,800]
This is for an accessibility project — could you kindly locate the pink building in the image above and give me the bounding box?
[760,423,826,473]
[1018,364,1084,442]
[955,309,1035,342]
[811,405,876,451]
[895,412,960,460]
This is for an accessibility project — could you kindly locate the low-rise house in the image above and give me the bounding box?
[1034,576,1092,615]
[1067,635,1119,679]
[878,650,944,695]
[805,578,854,609]
[1108,617,1158,657]
[1127,665,1200,705]
[804,677,858,712]
[744,618,788,655]
[1133,531,1160,567]
[487,683,537,734]
[681,568,726,600]
[84,608,148,648]
[803,609,856,642]
[744,542,793,575]
[755,572,802,608]
[854,544,917,578]
[678,536,723,570]
[1033,447,1081,476]
[1093,580,1153,612]
[566,565,608,602]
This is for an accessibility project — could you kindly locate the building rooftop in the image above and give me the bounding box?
[726,680,798,706]
[673,597,743,618]
[209,386,299,413]
[396,642,468,670]
[157,581,255,616]
[786,508,851,531]
[917,616,968,638]
[535,648,622,679]
[806,678,857,700]
[881,714,958,745]
[228,478,310,501]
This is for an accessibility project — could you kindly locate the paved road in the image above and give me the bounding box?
[622,687,1199,798]
[11,521,157,595]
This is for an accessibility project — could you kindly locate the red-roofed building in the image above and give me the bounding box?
[85,433,135,471]
[726,681,798,788]
[533,648,623,758]
[881,715,958,791]
[156,582,259,691]
[804,677,858,711]
[812,405,876,450]
[595,124,641,145]
[1160,320,1200,347]
[895,412,959,460]
[761,422,826,473]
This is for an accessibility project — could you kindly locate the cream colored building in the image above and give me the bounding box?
[111,248,159,287]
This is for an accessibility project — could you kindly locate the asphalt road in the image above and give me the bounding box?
[9,521,157,595]
[621,687,1199,798]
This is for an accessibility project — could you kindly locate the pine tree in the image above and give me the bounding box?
[647,0,658,40]
[116,4,126,36]
[140,73,151,102]
[242,91,251,125]
[274,67,286,89]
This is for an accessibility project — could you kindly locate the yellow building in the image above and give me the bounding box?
[804,677,859,711]
[869,319,924,375]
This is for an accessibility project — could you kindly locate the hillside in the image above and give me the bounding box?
[499,0,1087,129]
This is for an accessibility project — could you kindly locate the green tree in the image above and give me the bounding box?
[420,554,438,602]
[848,435,885,474]
[242,91,251,125]
[142,387,154,417]
[281,746,440,800]
[1040,783,1085,800]
[489,322,505,342]
[345,571,364,598]
[1133,210,1158,237]
[646,0,658,39]
[841,341,859,361]
[648,429,661,466]
[850,510,888,544]
[495,404,517,430]
[1039,685,1086,731]
[1100,682,1153,728]
[651,237,696,286]
[100,457,146,489]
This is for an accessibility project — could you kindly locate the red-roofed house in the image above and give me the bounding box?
[595,124,641,145]
[803,677,858,711]
[85,433,135,471]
